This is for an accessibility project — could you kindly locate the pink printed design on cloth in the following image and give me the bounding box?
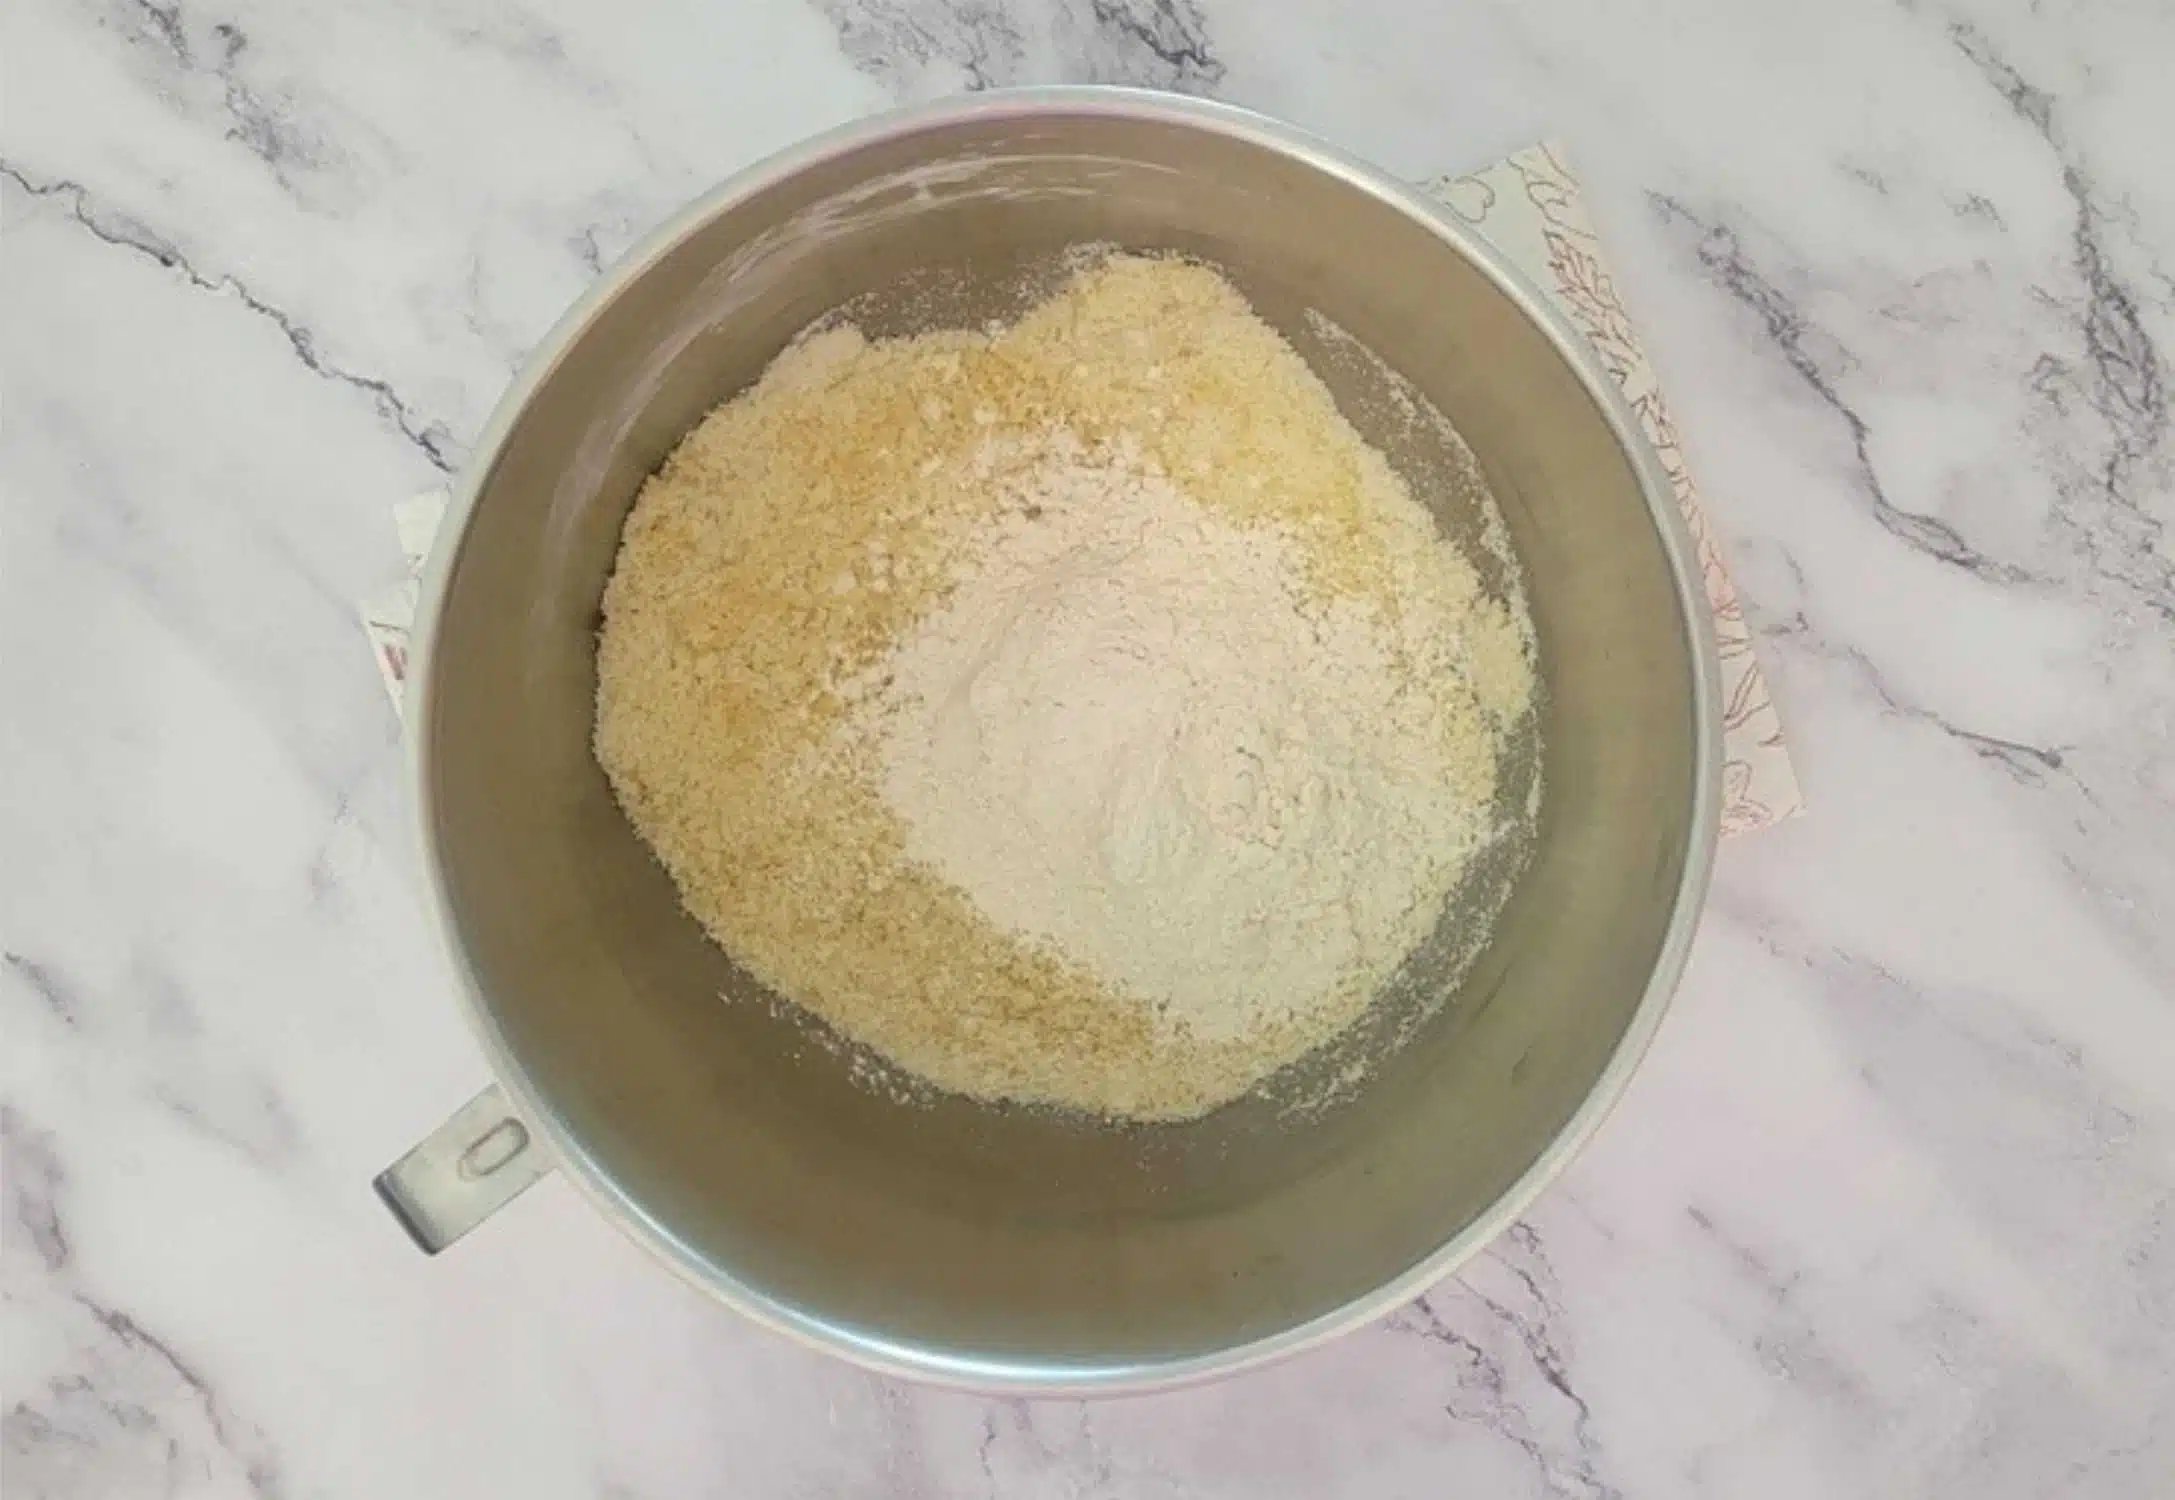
[1424,143,1804,835]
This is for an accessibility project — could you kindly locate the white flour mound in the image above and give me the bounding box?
[841,431,1498,1046]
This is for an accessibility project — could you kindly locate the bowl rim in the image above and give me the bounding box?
[406,85,1724,1395]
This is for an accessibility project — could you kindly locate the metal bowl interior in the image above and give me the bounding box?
[415,91,1717,1391]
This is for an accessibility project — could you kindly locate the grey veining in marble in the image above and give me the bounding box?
[5,0,2173,1495]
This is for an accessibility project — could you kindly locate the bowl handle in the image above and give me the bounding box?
[373,1083,553,1253]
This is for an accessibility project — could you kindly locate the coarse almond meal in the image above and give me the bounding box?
[594,251,1538,1121]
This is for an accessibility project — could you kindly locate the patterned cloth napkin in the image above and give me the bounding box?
[363,141,1803,835]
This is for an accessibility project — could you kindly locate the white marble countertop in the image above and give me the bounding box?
[7,0,2174,1494]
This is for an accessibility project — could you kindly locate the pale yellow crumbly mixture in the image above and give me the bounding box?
[594,252,1535,1120]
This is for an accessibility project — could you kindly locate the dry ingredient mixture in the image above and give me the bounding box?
[595,252,1537,1121]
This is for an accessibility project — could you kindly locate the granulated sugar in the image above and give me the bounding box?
[594,252,1537,1120]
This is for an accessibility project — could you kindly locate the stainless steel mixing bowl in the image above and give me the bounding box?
[377,89,1720,1392]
